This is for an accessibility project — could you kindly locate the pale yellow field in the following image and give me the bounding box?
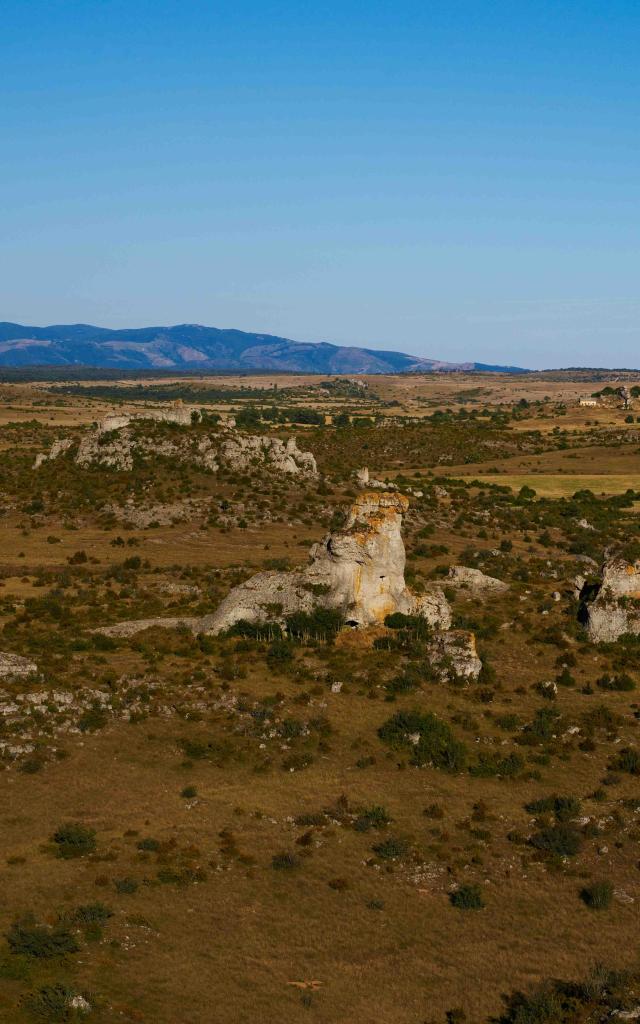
[454,473,640,497]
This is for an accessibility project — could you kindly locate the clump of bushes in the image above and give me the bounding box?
[609,747,640,775]
[597,673,635,692]
[52,822,96,859]
[530,823,582,858]
[371,836,409,860]
[7,917,78,959]
[525,794,581,822]
[378,710,467,771]
[353,805,390,832]
[449,884,485,910]
[23,983,90,1021]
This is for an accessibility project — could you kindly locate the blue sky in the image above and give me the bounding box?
[1,1,639,369]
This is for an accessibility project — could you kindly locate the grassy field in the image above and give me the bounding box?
[454,473,640,497]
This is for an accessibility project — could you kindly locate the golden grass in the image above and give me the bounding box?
[453,473,640,497]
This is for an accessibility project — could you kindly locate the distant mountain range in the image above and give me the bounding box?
[0,322,528,374]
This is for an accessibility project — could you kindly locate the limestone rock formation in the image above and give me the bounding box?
[0,652,38,679]
[355,467,398,491]
[428,631,482,680]
[33,438,73,469]
[581,557,640,643]
[34,416,318,478]
[97,492,454,642]
[205,492,449,634]
[217,434,317,477]
[446,565,509,593]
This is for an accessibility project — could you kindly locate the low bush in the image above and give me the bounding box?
[449,884,485,910]
[609,747,640,775]
[7,918,78,959]
[530,823,582,857]
[371,835,409,860]
[525,794,581,822]
[52,822,96,859]
[597,673,635,692]
[580,880,613,910]
[272,851,299,870]
[378,711,467,772]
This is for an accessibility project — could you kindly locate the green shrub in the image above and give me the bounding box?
[597,673,635,692]
[271,851,300,870]
[114,877,138,894]
[580,880,613,910]
[371,835,409,860]
[71,903,112,926]
[378,710,467,772]
[530,823,582,857]
[136,837,161,852]
[7,918,78,959]
[469,752,524,778]
[52,822,96,859]
[181,785,197,799]
[524,794,581,822]
[353,805,391,832]
[609,747,640,775]
[449,884,485,910]
[23,983,83,1021]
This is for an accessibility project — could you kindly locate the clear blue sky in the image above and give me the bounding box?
[1,1,639,368]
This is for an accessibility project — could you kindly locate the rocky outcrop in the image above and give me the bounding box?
[0,653,38,679]
[355,467,398,491]
[216,434,317,477]
[446,566,509,593]
[204,492,449,635]
[97,492,454,641]
[33,438,73,469]
[428,631,482,680]
[581,557,640,643]
[35,419,318,478]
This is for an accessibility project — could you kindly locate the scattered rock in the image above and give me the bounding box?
[0,652,38,679]
[355,467,397,490]
[446,566,509,593]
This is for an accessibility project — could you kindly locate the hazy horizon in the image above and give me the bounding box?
[2,1,639,371]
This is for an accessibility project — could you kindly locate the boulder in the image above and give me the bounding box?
[446,566,509,593]
[582,557,640,643]
[428,631,482,680]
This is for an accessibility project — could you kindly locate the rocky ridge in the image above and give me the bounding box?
[34,412,318,478]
